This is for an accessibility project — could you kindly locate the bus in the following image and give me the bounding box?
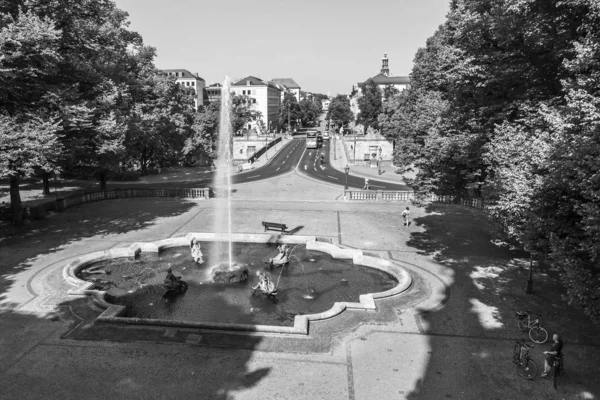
[306,131,318,149]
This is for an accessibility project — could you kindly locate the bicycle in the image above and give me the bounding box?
[552,353,565,389]
[516,311,549,344]
[513,339,538,380]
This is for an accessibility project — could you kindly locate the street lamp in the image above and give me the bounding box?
[526,253,534,294]
[333,135,336,160]
[378,147,382,175]
[344,164,350,190]
[265,133,269,160]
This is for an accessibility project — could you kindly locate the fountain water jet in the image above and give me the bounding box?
[213,77,234,268]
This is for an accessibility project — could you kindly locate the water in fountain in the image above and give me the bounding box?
[213,77,234,268]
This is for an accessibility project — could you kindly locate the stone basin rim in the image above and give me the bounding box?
[63,232,412,335]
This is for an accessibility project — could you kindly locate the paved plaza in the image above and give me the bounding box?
[1,172,600,400]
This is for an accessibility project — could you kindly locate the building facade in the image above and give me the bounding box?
[231,76,282,131]
[205,83,222,104]
[161,69,205,110]
[270,78,301,102]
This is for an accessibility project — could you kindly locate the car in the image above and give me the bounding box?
[323,131,330,140]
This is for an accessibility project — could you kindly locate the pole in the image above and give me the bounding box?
[287,103,290,134]
[526,253,534,294]
[265,134,268,160]
[334,135,336,160]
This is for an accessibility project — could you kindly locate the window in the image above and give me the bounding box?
[242,90,246,95]
[253,99,256,104]
[191,82,195,86]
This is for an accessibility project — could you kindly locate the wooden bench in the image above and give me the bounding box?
[262,221,287,233]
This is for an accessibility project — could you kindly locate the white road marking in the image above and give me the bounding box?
[327,175,339,179]
[304,165,307,170]
[276,167,280,171]
[247,175,260,178]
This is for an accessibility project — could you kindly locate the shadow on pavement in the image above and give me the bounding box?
[402,204,600,399]
[0,293,269,399]
[0,198,197,306]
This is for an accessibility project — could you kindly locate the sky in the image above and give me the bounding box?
[114,0,450,96]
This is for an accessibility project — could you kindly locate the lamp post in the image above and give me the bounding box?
[333,134,336,160]
[378,147,382,175]
[265,133,269,160]
[287,103,291,134]
[344,164,350,190]
[526,253,534,294]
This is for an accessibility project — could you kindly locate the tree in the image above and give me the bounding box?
[0,115,62,224]
[356,79,383,131]
[326,95,353,128]
[278,92,301,131]
[0,7,64,223]
[299,98,322,126]
[123,71,196,176]
[183,102,220,164]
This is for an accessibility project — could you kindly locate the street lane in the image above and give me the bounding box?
[233,138,305,184]
[297,139,411,190]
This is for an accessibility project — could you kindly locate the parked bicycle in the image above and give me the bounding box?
[513,339,538,380]
[516,311,549,344]
[552,354,565,389]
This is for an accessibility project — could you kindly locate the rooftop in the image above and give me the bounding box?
[232,76,280,90]
[363,74,410,85]
[270,78,301,89]
[161,69,205,81]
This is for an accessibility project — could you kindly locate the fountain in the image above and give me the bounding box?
[60,76,414,334]
[209,77,249,282]
[213,76,234,267]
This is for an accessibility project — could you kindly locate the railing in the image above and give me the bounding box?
[344,190,413,202]
[57,188,210,211]
[248,136,283,164]
[427,194,485,209]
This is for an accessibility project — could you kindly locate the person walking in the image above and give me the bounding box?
[541,334,563,378]
[401,207,410,227]
[363,178,369,190]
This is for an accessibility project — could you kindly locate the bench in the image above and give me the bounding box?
[262,221,287,233]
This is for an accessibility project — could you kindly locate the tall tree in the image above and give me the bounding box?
[326,95,354,128]
[356,79,383,131]
[277,92,301,131]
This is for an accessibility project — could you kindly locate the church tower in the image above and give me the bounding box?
[380,53,390,76]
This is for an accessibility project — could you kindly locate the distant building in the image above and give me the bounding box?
[322,99,330,112]
[206,83,222,104]
[161,69,206,110]
[270,78,301,102]
[351,53,410,98]
[231,76,282,131]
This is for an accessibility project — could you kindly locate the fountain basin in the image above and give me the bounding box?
[63,233,412,335]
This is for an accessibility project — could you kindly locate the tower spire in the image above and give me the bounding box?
[380,53,390,76]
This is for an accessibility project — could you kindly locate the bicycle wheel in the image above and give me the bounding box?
[529,326,548,344]
[517,319,528,332]
[515,358,538,380]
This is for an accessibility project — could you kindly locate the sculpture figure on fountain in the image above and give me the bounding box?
[190,239,204,264]
[252,271,277,296]
[269,244,290,268]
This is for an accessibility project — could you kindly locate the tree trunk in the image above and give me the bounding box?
[99,170,107,190]
[42,172,51,195]
[10,176,22,225]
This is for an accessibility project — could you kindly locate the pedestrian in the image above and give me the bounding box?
[363,178,369,190]
[401,207,410,227]
[541,334,563,378]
